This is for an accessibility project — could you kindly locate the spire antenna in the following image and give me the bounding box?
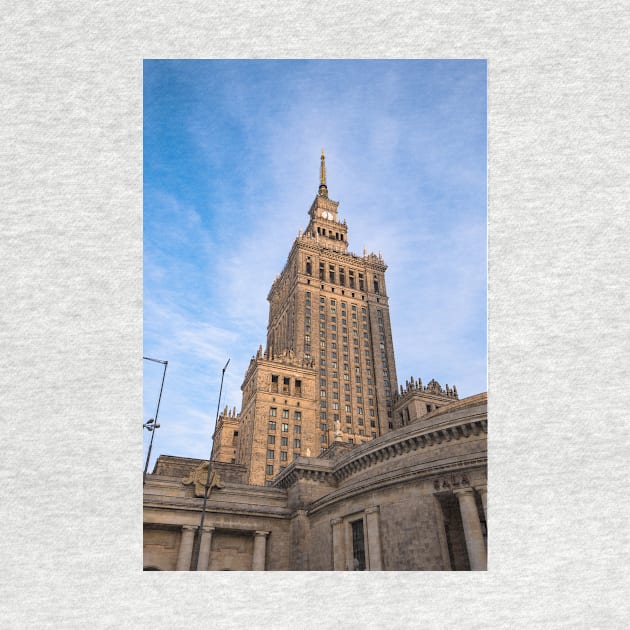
[318,149,328,198]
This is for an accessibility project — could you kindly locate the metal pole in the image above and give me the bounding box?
[143,357,168,484]
[192,358,230,571]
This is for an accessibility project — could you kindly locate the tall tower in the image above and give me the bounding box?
[216,152,399,486]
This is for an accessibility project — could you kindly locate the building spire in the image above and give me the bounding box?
[318,148,328,198]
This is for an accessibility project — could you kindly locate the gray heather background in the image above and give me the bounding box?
[1,2,628,628]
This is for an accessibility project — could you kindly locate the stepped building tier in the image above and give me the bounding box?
[212,152,399,485]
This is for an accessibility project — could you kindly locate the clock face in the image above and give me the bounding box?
[322,211,333,220]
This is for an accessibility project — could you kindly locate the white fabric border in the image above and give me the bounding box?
[2,2,629,628]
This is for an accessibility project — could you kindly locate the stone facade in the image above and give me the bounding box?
[213,152,401,486]
[143,393,487,571]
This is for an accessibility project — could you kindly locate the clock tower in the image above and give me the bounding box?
[305,150,348,254]
[222,151,399,485]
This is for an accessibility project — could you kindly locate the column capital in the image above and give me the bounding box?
[202,525,216,533]
[254,530,269,538]
[182,524,198,531]
[330,518,343,526]
[453,487,475,497]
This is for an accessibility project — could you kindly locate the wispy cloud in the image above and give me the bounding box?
[144,60,487,466]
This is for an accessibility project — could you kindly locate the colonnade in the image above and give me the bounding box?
[174,526,269,571]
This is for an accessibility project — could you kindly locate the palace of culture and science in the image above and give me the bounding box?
[143,153,487,571]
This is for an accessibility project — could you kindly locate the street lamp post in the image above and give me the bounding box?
[143,356,168,484]
[191,358,230,571]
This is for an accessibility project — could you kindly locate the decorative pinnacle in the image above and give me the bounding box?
[318,149,328,198]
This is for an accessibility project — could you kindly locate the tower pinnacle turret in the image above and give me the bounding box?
[318,149,328,198]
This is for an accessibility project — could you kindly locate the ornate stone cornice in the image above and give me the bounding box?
[331,415,487,484]
[273,460,336,489]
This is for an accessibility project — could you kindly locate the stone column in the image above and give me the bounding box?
[175,525,197,571]
[252,531,269,571]
[365,507,383,570]
[454,488,487,571]
[477,484,488,521]
[331,518,344,571]
[197,526,215,571]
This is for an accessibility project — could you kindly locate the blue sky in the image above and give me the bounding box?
[143,60,487,469]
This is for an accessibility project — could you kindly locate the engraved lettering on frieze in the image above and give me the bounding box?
[433,473,470,492]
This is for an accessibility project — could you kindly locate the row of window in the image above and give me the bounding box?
[269,408,301,421]
[270,375,302,395]
[267,443,300,458]
[268,422,301,433]
[305,260,380,293]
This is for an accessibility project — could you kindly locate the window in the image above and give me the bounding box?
[269,407,277,417]
[295,380,302,395]
[294,411,302,421]
[320,411,327,419]
[320,423,328,431]
[282,423,289,432]
[268,435,275,444]
[266,465,274,475]
[271,375,278,392]
[294,438,301,448]
[351,520,366,570]
[267,449,275,459]
[268,421,276,431]
[321,434,327,443]
[282,409,289,419]
[281,436,288,446]
[280,451,288,461]
[294,425,301,434]
[282,377,290,393]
